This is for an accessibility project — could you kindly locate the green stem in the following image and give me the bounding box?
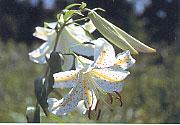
[53,24,66,51]
[66,17,89,25]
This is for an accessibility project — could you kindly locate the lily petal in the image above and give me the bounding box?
[92,38,116,68]
[28,42,51,64]
[64,24,94,57]
[91,68,130,82]
[33,27,56,41]
[44,22,58,29]
[93,78,125,93]
[114,50,136,70]
[29,27,57,64]
[53,70,79,88]
[77,100,87,114]
[55,25,94,70]
[79,56,93,65]
[47,83,83,116]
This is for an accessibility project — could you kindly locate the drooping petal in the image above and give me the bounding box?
[91,38,116,68]
[55,25,94,70]
[93,78,125,93]
[91,68,130,82]
[29,27,57,64]
[64,24,94,57]
[33,27,56,41]
[114,50,136,70]
[67,24,92,42]
[71,44,94,57]
[44,22,58,29]
[77,100,87,114]
[79,56,94,65]
[53,70,79,88]
[47,83,84,116]
[28,42,51,64]
[47,98,59,112]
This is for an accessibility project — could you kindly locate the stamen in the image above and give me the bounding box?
[107,93,113,104]
[95,99,100,111]
[88,106,92,119]
[116,97,123,107]
[114,91,123,107]
[96,109,101,120]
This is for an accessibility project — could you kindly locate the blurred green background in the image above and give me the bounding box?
[0,0,179,123]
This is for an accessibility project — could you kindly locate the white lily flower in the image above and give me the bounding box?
[29,20,96,70]
[47,38,136,116]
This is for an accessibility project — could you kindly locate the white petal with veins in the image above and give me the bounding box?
[48,83,83,116]
[33,27,56,41]
[91,38,116,68]
[53,70,79,88]
[114,50,136,70]
[92,68,130,82]
[94,78,125,93]
[28,42,51,64]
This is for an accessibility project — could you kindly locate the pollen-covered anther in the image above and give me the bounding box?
[107,93,113,104]
[114,91,123,107]
[88,106,92,119]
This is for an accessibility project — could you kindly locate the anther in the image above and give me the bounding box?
[88,106,92,119]
[114,91,123,107]
[107,93,113,104]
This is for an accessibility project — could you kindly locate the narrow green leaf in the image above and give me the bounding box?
[113,24,156,53]
[88,11,138,54]
[88,11,156,54]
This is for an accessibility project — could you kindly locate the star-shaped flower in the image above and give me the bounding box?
[47,38,135,116]
[29,20,96,70]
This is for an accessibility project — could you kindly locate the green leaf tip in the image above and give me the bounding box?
[88,11,156,54]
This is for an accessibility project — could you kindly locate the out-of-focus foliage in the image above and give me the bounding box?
[0,0,179,123]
